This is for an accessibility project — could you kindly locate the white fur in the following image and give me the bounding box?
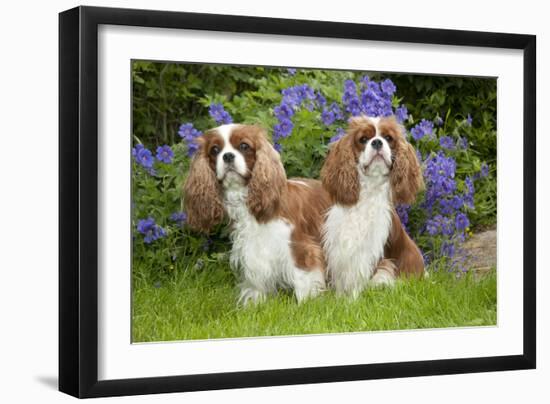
[323,174,393,298]
[223,172,324,306]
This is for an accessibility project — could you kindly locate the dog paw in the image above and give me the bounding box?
[238,288,266,306]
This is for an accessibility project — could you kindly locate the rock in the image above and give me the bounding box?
[460,226,496,276]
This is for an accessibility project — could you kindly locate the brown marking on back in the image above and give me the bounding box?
[281,179,332,272]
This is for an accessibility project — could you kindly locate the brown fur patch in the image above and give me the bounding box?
[384,210,425,277]
[182,135,224,233]
[380,117,424,204]
[321,133,361,206]
[240,126,288,222]
[282,179,332,271]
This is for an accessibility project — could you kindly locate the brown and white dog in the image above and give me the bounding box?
[183,124,331,305]
[321,115,425,298]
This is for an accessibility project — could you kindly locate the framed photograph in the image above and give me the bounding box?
[59,6,536,398]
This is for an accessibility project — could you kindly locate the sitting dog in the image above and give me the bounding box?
[184,124,331,305]
[321,115,425,298]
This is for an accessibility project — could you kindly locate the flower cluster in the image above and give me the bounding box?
[272,84,326,149]
[209,103,233,124]
[132,143,174,174]
[410,119,434,141]
[132,144,153,168]
[415,147,490,270]
[137,217,167,244]
[341,76,395,118]
[178,123,202,156]
[321,103,344,126]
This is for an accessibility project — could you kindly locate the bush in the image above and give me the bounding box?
[131,62,496,281]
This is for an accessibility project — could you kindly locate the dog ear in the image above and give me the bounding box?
[246,129,287,222]
[183,137,224,232]
[390,135,424,204]
[321,133,360,205]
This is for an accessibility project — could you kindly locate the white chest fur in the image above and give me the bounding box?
[323,174,392,297]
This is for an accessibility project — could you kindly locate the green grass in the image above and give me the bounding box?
[132,260,497,342]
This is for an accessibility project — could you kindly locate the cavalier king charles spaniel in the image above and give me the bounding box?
[321,115,425,298]
[184,124,331,305]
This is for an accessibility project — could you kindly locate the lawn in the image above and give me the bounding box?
[132,260,497,343]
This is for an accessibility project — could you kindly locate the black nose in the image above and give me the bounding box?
[371,139,383,150]
[223,152,235,163]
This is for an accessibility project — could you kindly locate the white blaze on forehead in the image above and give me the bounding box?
[216,124,238,143]
[359,116,392,173]
[368,116,381,133]
[214,124,249,181]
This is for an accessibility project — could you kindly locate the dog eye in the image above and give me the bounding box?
[383,135,393,142]
[359,136,368,144]
[210,145,220,156]
[239,142,250,151]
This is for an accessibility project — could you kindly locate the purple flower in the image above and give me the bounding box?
[287,68,296,75]
[134,147,154,168]
[395,105,408,123]
[465,176,475,195]
[464,176,475,208]
[410,119,434,141]
[132,143,144,158]
[434,116,444,127]
[178,123,203,156]
[455,213,470,231]
[315,91,327,107]
[451,195,464,210]
[156,145,173,164]
[440,216,454,236]
[321,109,336,126]
[273,118,293,140]
[439,136,455,150]
[480,163,489,178]
[458,137,469,149]
[466,113,473,126]
[367,81,381,94]
[209,103,233,124]
[359,75,370,88]
[273,143,283,153]
[274,103,294,121]
[170,212,187,223]
[345,97,362,116]
[441,242,456,258]
[426,217,440,236]
[380,79,396,96]
[137,217,166,244]
[343,79,357,94]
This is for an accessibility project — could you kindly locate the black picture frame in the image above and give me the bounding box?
[59,5,536,398]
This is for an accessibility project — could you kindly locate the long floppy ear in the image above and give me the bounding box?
[320,133,359,206]
[390,135,424,205]
[183,138,224,233]
[247,129,287,222]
